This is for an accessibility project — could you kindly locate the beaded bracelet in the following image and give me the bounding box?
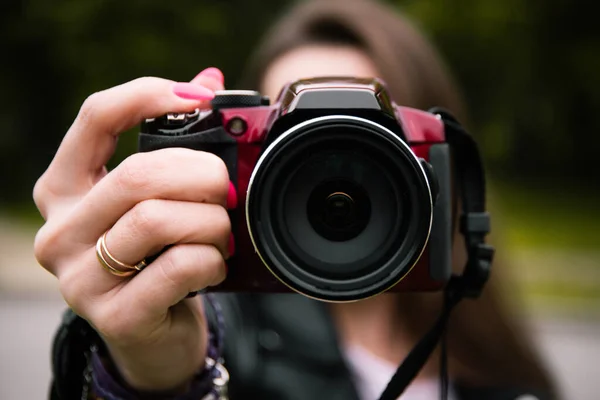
[82,293,229,400]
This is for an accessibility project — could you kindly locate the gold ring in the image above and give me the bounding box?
[96,232,147,277]
[99,232,148,271]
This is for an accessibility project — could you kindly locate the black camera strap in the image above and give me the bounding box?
[377,108,495,400]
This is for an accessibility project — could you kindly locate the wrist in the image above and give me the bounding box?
[86,293,228,399]
[104,328,208,392]
[89,348,225,400]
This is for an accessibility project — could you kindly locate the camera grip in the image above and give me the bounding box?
[138,126,239,297]
[138,126,238,183]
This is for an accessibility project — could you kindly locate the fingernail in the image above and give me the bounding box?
[227,181,237,209]
[228,233,235,257]
[172,82,215,100]
[196,67,224,84]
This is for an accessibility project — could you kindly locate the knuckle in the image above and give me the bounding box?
[200,152,229,194]
[210,262,227,287]
[58,269,88,315]
[205,246,227,285]
[32,177,50,217]
[128,199,162,236]
[158,246,191,289]
[33,224,64,271]
[160,245,224,290]
[194,245,226,286]
[130,76,163,88]
[77,91,107,128]
[114,153,153,193]
[212,206,232,243]
[33,227,51,267]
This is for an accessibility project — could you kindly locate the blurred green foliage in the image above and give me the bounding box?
[492,181,600,251]
[401,0,600,183]
[1,0,599,205]
[1,0,598,315]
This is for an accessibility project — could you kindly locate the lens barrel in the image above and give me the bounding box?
[246,115,433,302]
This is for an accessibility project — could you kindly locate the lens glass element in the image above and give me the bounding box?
[307,179,371,242]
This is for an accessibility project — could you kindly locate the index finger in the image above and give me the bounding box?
[46,77,215,197]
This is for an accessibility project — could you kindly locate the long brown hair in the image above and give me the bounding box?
[240,0,557,397]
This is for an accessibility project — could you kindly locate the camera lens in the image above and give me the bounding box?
[246,115,433,302]
[307,180,371,242]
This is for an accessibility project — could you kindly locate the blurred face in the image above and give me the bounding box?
[260,44,379,101]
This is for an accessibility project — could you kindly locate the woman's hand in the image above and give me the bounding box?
[33,68,233,392]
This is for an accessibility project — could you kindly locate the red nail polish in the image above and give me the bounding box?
[172,82,215,100]
[227,181,237,209]
[228,233,235,257]
[197,67,224,84]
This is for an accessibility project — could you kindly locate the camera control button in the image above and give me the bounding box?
[211,90,269,109]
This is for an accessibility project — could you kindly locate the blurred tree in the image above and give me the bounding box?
[0,0,286,204]
[1,0,599,205]
[398,0,600,184]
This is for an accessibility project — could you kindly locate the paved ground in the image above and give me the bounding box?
[1,295,599,400]
[1,216,599,399]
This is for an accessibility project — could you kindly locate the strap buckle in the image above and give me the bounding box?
[459,212,491,235]
[459,212,494,297]
[463,243,494,298]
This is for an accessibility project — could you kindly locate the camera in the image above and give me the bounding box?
[139,77,454,302]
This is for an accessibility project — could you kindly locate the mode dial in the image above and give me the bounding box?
[211,90,270,110]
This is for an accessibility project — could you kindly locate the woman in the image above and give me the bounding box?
[34,0,557,399]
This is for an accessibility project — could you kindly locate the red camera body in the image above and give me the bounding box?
[140,78,453,302]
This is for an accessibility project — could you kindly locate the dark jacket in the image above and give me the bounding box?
[50,293,550,400]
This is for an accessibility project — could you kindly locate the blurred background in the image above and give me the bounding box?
[0,0,599,399]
